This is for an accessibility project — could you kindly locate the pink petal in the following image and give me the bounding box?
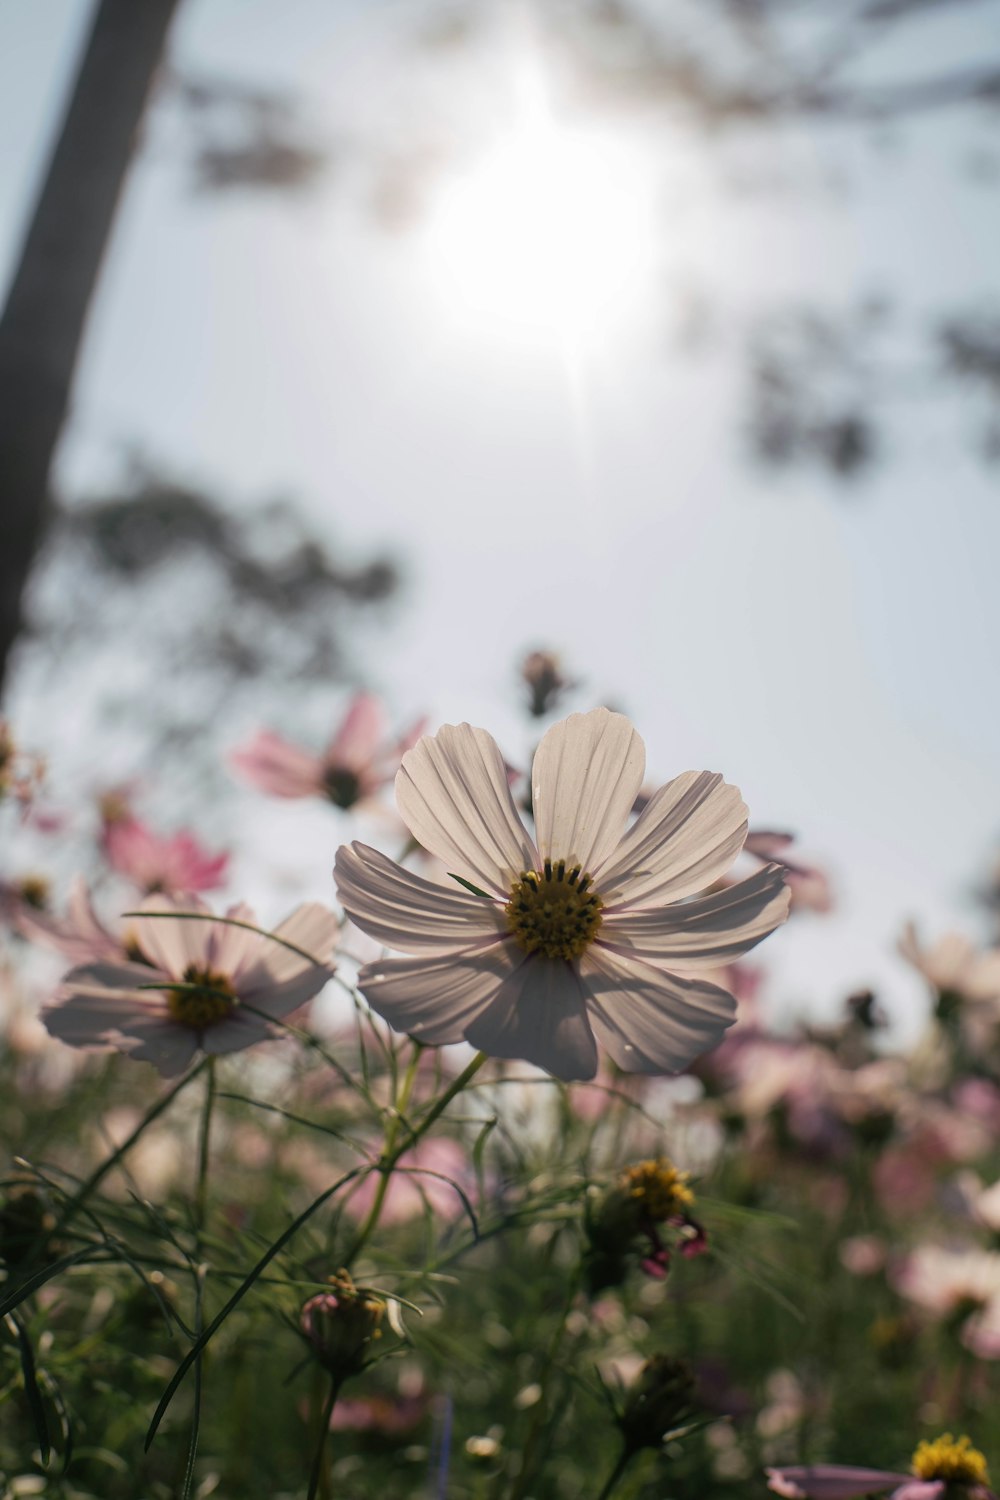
[229,730,326,799]
[766,1468,912,1500]
[326,692,386,769]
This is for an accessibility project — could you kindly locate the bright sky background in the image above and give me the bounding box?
[2,0,999,1037]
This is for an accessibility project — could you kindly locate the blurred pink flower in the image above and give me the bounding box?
[899,924,1000,1004]
[744,831,834,915]
[42,894,337,1076]
[17,875,131,965]
[330,1392,429,1435]
[229,692,426,809]
[893,1244,1000,1358]
[839,1234,887,1277]
[102,817,229,894]
[343,1137,474,1226]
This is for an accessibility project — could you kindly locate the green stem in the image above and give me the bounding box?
[342,1049,487,1268]
[307,1375,341,1500]
[182,1060,216,1500]
[194,1058,216,1236]
[594,1448,632,1500]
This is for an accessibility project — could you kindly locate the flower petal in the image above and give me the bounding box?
[335,841,508,953]
[396,724,536,897]
[596,770,748,907]
[358,940,521,1044]
[600,866,790,968]
[118,1020,201,1077]
[200,1011,276,1055]
[42,965,171,1045]
[766,1468,911,1500]
[238,902,337,1016]
[241,964,333,1020]
[327,692,385,769]
[229,729,325,798]
[133,895,213,978]
[531,708,645,874]
[209,902,264,976]
[580,945,736,1073]
[464,957,598,1081]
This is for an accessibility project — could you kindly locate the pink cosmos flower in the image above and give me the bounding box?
[335,708,790,1082]
[893,1244,1000,1359]
[744,831,833,914]
[102,817,229,894]
[768,1434,995,1500]
[899,924,1000,1004]
[17,875,132,965]
[41,894,338,1076]
[230,692,426,810]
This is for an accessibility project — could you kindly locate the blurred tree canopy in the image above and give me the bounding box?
[1,0,997,703]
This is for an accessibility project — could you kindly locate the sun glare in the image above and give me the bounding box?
[422,63,655,349]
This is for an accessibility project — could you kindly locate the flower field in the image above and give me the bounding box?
[2,681,999,1499]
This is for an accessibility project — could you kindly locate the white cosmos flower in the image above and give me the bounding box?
[334,708,789,1083]
[41,894,338,1077]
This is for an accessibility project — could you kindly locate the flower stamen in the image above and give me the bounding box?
[911,1435,990,1486]
[166,965,236,1028]
[505,859,603,961]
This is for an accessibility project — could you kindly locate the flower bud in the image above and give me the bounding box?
[521,651,572,718]
[618,1355,697,1455]
[584,1158,707,1293]
[300,1270,385,1382]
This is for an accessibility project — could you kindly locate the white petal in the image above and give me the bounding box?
[240,964,333,1018]
[133,895,213,978]
[270,902,339,972]
[580,945,736,1074]
[595,770,748,908]
[118,1020,201,1076]
[42,969,170,1043]
[464,957,598,1081]
[335,841,507,953]
[237,902,338,995]
[531,708,645,874]
[326,692,385,769]
[209,902,264,976]
[599,866,790,968]
[395,724,537,897]
[201,1012,276,1055]
[358,940,521,1044]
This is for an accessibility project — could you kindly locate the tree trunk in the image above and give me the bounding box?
[0,0,181,699]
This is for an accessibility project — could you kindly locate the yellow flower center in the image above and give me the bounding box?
[166,965,236,1028]
[911,1435,990,1486]
[622,1159,695,1220]
[505,860,603,961]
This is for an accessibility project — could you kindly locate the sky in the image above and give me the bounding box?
[1,0,999,1037]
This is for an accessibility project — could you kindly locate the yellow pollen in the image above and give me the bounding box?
[622,1159,694,1220]
[166,965,236,1028]
[911,1435,990,1486]
[505,859,603,961]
